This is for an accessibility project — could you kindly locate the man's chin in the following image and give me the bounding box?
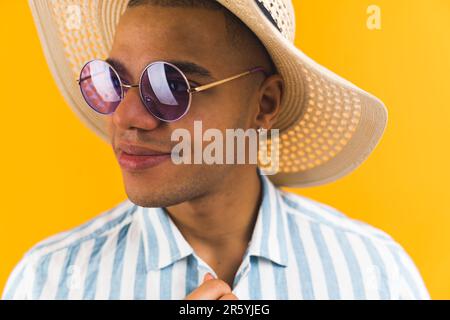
[125,187,178,208]
[122,172,192,208]
[120,164,220,208]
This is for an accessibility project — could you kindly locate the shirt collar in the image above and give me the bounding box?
[139,206,194,271]
[246,170,289,267]
[138,169,289,272]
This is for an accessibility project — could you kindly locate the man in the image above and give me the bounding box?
[3,0,429,299]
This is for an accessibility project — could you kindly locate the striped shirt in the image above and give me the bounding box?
[2,172,430,300]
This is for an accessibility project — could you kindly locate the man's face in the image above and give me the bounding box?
[106,5,267,207]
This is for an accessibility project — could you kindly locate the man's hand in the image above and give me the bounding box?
[184,273,239,300]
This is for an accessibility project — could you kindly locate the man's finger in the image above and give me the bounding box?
[185,279,232,300]
[219,293,239,300]
[203,272,215,283]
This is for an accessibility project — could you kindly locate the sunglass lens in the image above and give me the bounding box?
[79,60,122,114]
[140,62,191,122]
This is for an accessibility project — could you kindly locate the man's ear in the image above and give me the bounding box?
[254,74,284,130]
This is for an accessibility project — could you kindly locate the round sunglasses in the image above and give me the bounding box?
[77,59,267,122]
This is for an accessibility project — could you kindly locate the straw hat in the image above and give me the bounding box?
[28,0,388,188]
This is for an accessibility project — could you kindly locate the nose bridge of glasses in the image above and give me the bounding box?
[121,83,140,98]
[122,83,140,89]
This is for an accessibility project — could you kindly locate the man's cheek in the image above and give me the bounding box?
[106,117,114,138]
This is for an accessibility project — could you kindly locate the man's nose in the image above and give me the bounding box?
[111,87,161,131]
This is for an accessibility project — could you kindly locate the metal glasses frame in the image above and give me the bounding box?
[77,59,268,122]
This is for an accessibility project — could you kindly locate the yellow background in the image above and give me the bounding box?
[1,0,449,299]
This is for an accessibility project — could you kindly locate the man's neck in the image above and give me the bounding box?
[164,167,262,286]
[163,167,262,286]
[165,167,262,248]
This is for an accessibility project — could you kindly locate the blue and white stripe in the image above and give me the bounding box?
[2,173,430,300]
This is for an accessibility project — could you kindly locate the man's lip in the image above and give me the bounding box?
[116,142,172,171]
[118,152,171,171]
[117,142,171,156]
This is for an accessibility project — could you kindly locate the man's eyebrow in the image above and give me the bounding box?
[166,60,214,80]
[105,58,131,79]
[105,58,214,81]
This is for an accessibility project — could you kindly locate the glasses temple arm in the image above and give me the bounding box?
[189,67,268,94]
